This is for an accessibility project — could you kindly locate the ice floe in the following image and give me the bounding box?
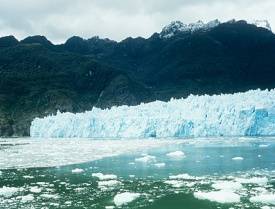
[40,194,59,199]
[259,144,270,148]
[232,157,244,161]
[0,187,19,197]
[105,206,115,209]
[154,163,166,168]
[98,180,121,188]
[20,194,34,203]
[164,180,185,188]
[211,181,242,191]
[169,173,199,180]
[92,173,117,180]
[166,151,185,159]
[194,190,241,203]
[72,168,84,174]
[23,175,34,179]
[135,155,156,163]
[235,177,268,185]
[250,193,275,205]
[0,139,175,169]
[30,186,42,194]
[114,192,141,206]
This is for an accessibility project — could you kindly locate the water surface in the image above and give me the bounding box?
[0,137,275,209]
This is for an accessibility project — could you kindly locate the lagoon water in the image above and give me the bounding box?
[1,137,275,209]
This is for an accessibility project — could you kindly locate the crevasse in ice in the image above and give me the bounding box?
[30,89,275,138]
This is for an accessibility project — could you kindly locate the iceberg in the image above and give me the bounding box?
[194,190,241,203]
[30,89,275,138]
[113,192,141,206]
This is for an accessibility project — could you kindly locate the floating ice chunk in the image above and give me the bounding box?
[74,187,85,193]
[261,206,274,209]
[232,157,244,161]
[20,194,34,203]
[212,181,242,191]
[259,144,270,148]
[23,175,34,179]
[194,190,241,203]
[65,201,72,205]
[185,182,196,187]
[40,194,60,199]
[50,203,60,207]
[72,168,84,174]
[30,186,42,193]
[250,193,275,205]
[105,206,115,209]
[113,192,140,206]
[154,163,166,168]
[135,155,156,163]
[166,151,185,159]
[92,173,117,180]
[0,139,174,169]
[164,180,185,188]
[0,186,19,197]
[235,177,268,185]
[36,182,49,187]
[98,180,121,188]
[169,173,198,180]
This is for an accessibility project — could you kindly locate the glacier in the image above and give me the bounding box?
[30,89,275,138]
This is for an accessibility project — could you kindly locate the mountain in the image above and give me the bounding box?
[0,19,275,136]
[159,19,221,38]
[249,20,272,31]
[0,36,19,48]
[0,44,151,136]
[20,35,54,47]
[61,20,275,98]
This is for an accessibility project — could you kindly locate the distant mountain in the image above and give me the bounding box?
[249,20,272,31]
[159,19,221,38]
[0,19,275,136]
[20,35,54,47]
[0,35,19,48]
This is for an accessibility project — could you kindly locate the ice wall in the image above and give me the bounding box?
[30,89,275,138]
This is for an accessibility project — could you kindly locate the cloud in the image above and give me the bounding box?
[0,0,274,43]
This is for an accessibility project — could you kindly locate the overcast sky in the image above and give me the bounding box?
[0,0,274,43]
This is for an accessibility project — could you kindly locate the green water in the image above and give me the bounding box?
[0,138,275,209]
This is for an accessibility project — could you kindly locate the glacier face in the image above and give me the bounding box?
[30,89,275,138]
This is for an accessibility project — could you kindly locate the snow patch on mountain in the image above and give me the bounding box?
[160,20,220,38]
[160,19,272,39]
[249,20,272,31]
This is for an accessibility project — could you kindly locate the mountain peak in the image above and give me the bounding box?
[21,35,53,46]
[0,35,19,47]
[160,19,221,38]
[160,19,272,39]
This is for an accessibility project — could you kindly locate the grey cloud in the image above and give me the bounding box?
[0,0,274,43]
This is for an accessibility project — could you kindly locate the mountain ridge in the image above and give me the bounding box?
[0,19,275,136]
[0,19,272,46]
